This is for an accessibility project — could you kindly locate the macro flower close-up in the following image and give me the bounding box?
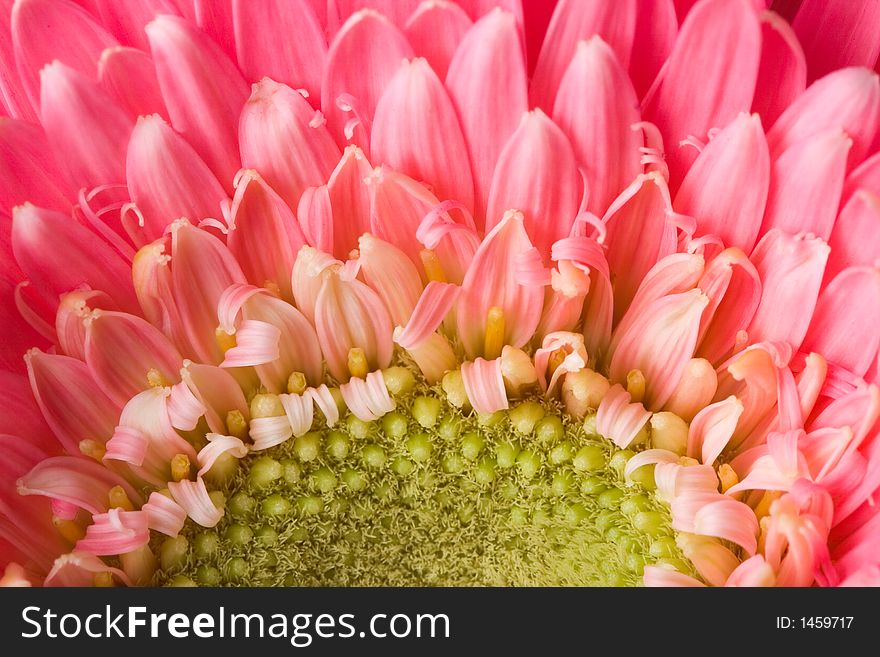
[1,0,880,589]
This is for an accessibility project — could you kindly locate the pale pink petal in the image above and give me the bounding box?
[810,384,880,455]
[405,0,472,80]
[297,185,334,254]
[766,67,880,167]
[643,565,705,587]
[314,266,394,381]
[249,415,292,451]
[326,146,373,259]
[126,115,228,243]
[193,0,236,60]
[760,129,851,239]
[92,0,180,50]
[751,10,806,128]
[415,203,481,285]
[747,230,830,350]
[98,46,168,120]
[642,0,761,186]
[167,380,206,432]
[533,331,588,395]
[233,0,327,100]
[142,491,187,537]
[530,0,636,111]
[76,508,150,556]
[827,190,880,282]
[446,7,526,227]
[690,495,759,554]
[726,555,776,586]
[0,119,72,215]
[372,58,474,213]
[623,448,679,480]
[339,370,396,421]
[227,169,306,301]
[239,78,340,212]
[309,384,340,428]
[291,246,341,325]
[180,361,250,435]
[12,204,138,314]
[461,357,509,414]
[688,396,744,465]
[596,383,652,448]
[146,14,248,188]
[44,552,131,587]
[84,310,182,406]
[400,331,457,384]
[792,0,880,83]
[321,10,414,150]
[486,109,579,260]
[674,113,769,253]
[279,393,315,438]
[676,534,739,586]
[196,433,248,477]
[609,289,709,410]
[167,478,223,527]
[358,234,424,326]
[12,0,118,113]
[630,0,677,99]
[456,211,545,358]
[394,283,459,350]
[536,260,591,338]
[664,357,719,422]
[220,319,280,368]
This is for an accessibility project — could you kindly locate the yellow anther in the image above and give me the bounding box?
[626,369,646,403]
[547,348,567,380]
[53,517,85,544]
[754,490,781,521]
[419,248,447,283]
[170,454,192,482]
[347,347,369,380]
[483,306,505,361]
[215,327,237,353]
[79,439,106,462]
[108,485,135,511]
[225,409,249,440]
[718,464,739,493]
[678,456,700,467]
[287,371,308,395]
[250,393,284,419]
[264,280,282,298]
[147,368,168,388]
[93,572,115,587]
[441,370,470,409]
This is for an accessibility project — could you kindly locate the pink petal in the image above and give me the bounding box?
[239,78,340,212]
[536,260,591,338]
[309,384,340,428]
[219,319,280,368]
[674,113,769,253]
[227,169,306,301]
[445,7,527,228]
[98,46,168,120]
[246,416,291,452]
[146,14,248,188]
[358,234,424,326]
[339,370,396,421]
[25,349,119,454]
[404,0,472,81]
[12,204,138,313]
[168,380,206,432]
[0,0,35,122]
[17,455,141,515]
[415,203,480,285]
[291,246,341,326]
[297,185,334,254]
[167,477,223,527]
[142,491,187,537]
[643,566,705,587]
[43,551,131,586]
[39,61,133,189]
[126,114,228,244]
[76,508,150,556]
[533,331,588,394]
[609,289,709,410]
[456,211,546,359]
[401,331,457,385]
[321,9,414,150]
[486,109,579,260]
[553,36,642,218]
[687,396,744,465]
[751,10,807,128]
[747,230,830,350]
[0,119,71,215]
[766,67,880,168]
[760,128,851,239]
[596,383,652,448]
[328,0,422,32]
[530,0,636,111]
[676,534,739,586]
[180,361,250,435]
[842,150,880,207]
[84,310,183,406]
[802,267,880,378]
[642,0,761,186]
[827,190,880,282]
[11,0,118,113]
[461,357,509,414]
[314,266,394,381]
[629,0,677,99]
[193,0,236,61]
[665,357,719,422]
[792,0,880,83]
[326,146,373,259]
[372,58,475,214]
[692,498,759,554]
[92,0,180,50]
[395,281,461,350]
[233,0,326,101]
[623,448,679,480]
[726,554,776,586]
[169,221,247,364]
[0,370,54,452]
[196,433,248,477]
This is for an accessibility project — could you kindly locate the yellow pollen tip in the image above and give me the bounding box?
[93,572,115,587]
[754,490,781,520]
[547,348,567,381]
[287,371,308,395]
[483,306,505,361]
[171,454,192,482]
[215,327,237,353]
[626,369,646,403]
[718,464,739,493]
[347,347,369,380]
[52,517,85,544]
[108,485,135,511]
[419,249,447,283]
[146,368,168,388]
[79,439,106,462]
[225,409,249,440]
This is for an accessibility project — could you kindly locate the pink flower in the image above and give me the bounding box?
[1,0,880,588]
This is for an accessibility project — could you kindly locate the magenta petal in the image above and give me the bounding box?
[0,119,72,216]
[629,0,677,100]
[827,190,880,282]
[751,10,806,128]
[404,0,472,81]
[92,0,180,50]
[98,46,168,120]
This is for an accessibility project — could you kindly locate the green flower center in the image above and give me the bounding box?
[155,369,691,587]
